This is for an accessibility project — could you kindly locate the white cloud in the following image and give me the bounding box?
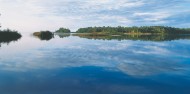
[0,0,189,32]
[134,12,171,22]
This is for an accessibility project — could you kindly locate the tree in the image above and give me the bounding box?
[76,26,190,35]
[55,28,70,33]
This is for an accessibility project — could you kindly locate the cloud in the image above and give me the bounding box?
[0,0,190,32]
[133,12,171,22]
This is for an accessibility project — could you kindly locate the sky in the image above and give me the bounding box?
[0,0,190,32]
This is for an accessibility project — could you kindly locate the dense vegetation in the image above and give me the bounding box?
[33,31,54,40]
[0,29,22,44]
[55,28,70,33]
[76,26,190,35]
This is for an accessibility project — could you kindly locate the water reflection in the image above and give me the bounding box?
[0,35,21,47]
[33,35,54,41]
[32,33,190,41]
[0,34,190,94]
[1,36,190,76]
[55,33,70,38]
[33,32,54,41]
[0,66,189,94]
[73,34,190,41]
[33,33,71,40]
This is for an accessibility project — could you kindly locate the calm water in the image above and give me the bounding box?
[0,33,190,94]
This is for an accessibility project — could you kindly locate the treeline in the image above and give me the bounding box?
[0,29,22,43]
[76,26,190,34]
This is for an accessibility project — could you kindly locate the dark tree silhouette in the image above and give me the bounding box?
[0,29,22,47]
[33,31,54,41]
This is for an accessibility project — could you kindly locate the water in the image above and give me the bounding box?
[0,34,190,94]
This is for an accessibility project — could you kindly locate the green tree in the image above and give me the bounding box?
[55,28,70,33]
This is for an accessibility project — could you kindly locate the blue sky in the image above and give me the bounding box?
[0,0,190,32]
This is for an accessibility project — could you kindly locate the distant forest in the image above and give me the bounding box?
[76,26,190,34]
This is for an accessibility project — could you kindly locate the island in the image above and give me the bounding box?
[72,26,190,41]
[75,26,190,35]
[55,28,71,33]
[31,26,190,41]
[0,29,22,45]
[33,31,54,40]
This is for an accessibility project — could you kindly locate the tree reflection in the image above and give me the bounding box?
[73,34,190,41]
[33,31,54,41]
[56,33,70,38]
[0,29,22,47]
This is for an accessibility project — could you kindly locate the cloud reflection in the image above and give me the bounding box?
[0,37,190,77]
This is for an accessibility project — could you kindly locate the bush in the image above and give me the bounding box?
[33,31,54,40]
[55,28,70,33]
